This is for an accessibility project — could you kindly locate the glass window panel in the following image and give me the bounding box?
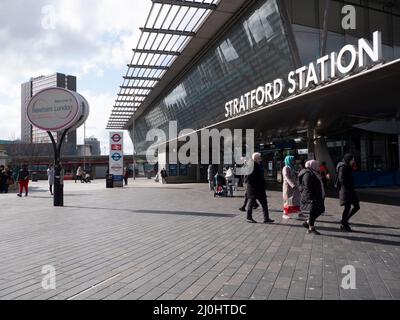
[293,24,320,64]
[320,0,343,34]
[393,16,400,46]
[369,9,392,45]
[292,0,318,28]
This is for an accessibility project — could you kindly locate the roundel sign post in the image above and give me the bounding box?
[26,87,90,207]
[109,132,124,188]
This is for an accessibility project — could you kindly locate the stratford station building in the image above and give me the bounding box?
[107,0,400,186]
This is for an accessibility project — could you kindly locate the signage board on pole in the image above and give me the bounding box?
[109,132,124,187]
[26,87,90,207]
[27,87,89,132]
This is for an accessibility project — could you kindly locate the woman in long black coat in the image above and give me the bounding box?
[299,160,325,235]
[336,154,360,232]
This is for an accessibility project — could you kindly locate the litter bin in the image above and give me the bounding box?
[32,172,38,182]
[106,174,114,188]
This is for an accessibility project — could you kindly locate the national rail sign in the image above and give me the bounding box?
[111,144,122,151]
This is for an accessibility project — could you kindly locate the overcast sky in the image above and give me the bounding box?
[0,0,152,154]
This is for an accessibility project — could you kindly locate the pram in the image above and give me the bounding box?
[213,174,227,197]
[82,173,91,183]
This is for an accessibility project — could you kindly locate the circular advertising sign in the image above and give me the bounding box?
[27,88,88,131]
[69,93,90,131]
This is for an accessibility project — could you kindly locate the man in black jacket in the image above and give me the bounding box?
[246,153,274,224]
[336,153,360,232]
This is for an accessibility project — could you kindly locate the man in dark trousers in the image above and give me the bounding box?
[336,153,360,232]
[246,153,274,224]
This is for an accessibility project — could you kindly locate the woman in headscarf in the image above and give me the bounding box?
[207,165,214,191]
[336,153,360,232]
[282,156,301,219]
[298,160,325,235]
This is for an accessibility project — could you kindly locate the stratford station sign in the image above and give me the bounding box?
[224,31,382,118]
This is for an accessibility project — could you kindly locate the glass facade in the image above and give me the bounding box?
[135,0,296,155]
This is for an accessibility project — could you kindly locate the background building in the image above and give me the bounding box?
[84,137,101,156]
[77,145,92,157]
[21,73,78,156]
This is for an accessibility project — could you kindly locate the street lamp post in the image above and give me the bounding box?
[83,122,86,171]
[132,93,136,181]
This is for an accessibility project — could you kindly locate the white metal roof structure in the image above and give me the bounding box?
[106,0,221,130]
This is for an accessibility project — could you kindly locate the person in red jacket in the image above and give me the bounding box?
[17,165,30,197]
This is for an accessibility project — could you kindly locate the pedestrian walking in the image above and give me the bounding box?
[319,161,331,188]
[239,161,259,211]
[282,155,301,219]
[299,160,325,235]
[207,165,214,191]
[225,166,234,197]
[124,167,129,186]
[47,164,54,195]
[75,166,84,183]
[17,165,30,197]
[160,168,168,184]
[0,165,6,194]
[336,154,360,232]
[246,153,274,224]
[4,167,14,193]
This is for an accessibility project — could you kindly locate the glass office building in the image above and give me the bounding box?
[109,0,400,186]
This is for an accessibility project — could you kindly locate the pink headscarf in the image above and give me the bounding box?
[305,160,325,198]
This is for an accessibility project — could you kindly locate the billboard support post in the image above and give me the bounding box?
[47,129,69,207]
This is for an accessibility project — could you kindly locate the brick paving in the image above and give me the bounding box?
[0,179,399,300]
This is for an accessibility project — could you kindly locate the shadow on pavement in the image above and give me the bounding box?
[269,222,400,245]
[315,226,400,239]
[65,206,237,218]
[326,234,400,247]
[317,219,400,230]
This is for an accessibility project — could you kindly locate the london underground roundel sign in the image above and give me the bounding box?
[111,153,122,162]
[27,87,88,131]
[111,133,122,143]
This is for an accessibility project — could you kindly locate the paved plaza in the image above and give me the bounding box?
[0,179,399,300]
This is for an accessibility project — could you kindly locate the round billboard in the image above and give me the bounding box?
[27,87,86,131]
[69,93,90,131]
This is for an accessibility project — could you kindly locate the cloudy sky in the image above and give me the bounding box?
[0,0,152,154]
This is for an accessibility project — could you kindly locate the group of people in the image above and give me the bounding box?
[2,163,65,198]
[235,152,360,235]
[0,165,15,194]
[208,165,236,197]
[0,164,30,197]
[154,168,168,184]
[75,166,91,184]
[281,153,360,234]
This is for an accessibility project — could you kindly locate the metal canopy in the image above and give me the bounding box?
[107,0,220,130]
[126,64,170,70]
[141,27,196,37]
[152,0,218,10]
